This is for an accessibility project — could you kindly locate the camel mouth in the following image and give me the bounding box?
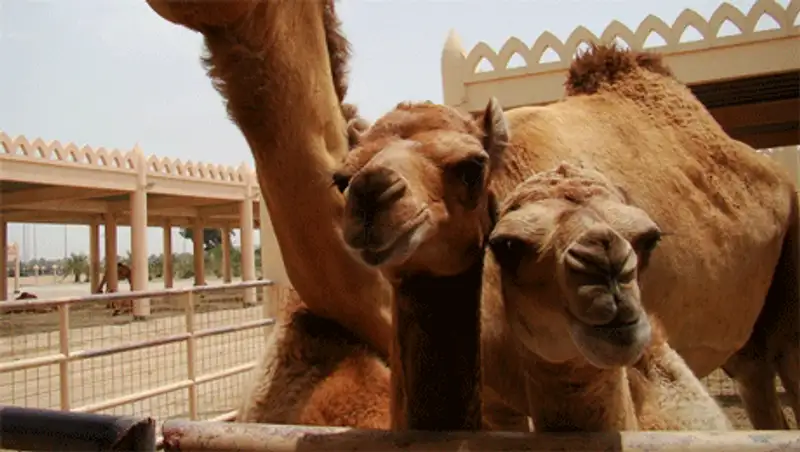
[567,314,652,369]
[359,209,431,267]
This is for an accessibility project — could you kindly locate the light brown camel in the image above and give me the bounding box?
[332,99,507,430]
[471,45,799,430]
[488,162,733,431]
[96,262,133,316]
[144,0,393,359]
[95,262,132,293]
[145,0,797,431]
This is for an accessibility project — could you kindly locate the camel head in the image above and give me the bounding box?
[489,163,662,369]
[333,98,509,278]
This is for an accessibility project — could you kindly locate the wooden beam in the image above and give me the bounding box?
[708,99,800,132]
[730,129,800,149]
[0,186,121,208]
[4,199,109,214]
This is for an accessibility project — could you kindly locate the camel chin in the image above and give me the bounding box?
[568,315,652,369]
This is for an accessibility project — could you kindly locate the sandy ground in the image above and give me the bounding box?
[0,278,795,432]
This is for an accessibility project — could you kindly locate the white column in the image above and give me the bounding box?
[192,218,206,286]
[240,171,256,305]
[89,221,101,293]
[163,221,174,288]
[130,145,150,319]
[258,189,290,320]
[104,214,119,292]
[0,219,7,301]
[221,226,232,283]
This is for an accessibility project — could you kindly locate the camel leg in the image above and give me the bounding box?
[723,193,799,429]
[723,353,788,429]
[776,346,800,427]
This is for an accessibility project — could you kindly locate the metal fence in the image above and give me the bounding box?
[0,277,795,450]
[0,280,279,444]
[2,407,799,452]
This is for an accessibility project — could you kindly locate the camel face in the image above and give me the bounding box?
[489,163,662,369]
[334,99,508,278]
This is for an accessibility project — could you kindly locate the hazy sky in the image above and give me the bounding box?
[1,0,766,260]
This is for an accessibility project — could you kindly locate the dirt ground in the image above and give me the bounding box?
[702,368,796,429]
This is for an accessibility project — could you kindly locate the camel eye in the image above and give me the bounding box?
[488,235,529,272]
[332,172,351,193]
[452,156,487,189]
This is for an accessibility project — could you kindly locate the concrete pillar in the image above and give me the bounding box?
[130,145,150,319]
[89,221,101,293]
[163,221,174,288]
[258,189,290,320]
[192,219,206,286]
[258,192,290,286]
[221,225,232,283]
[104,213,119,293]
[240,176,256,305]
[13,244,20,294]
[0,219,7,301]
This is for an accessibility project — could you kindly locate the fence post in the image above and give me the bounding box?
[184,291,198,420]
[58,304,71,410]
[262,284,276,343]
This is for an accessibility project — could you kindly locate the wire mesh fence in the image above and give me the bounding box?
[0,280,281,441]
[0,278,796,447]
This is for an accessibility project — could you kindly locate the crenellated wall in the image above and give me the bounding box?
[442,0,800,112]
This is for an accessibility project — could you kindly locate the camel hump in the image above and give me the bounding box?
[565,43,673,96]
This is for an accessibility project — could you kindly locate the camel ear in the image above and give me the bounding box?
[346,117,370,150]
[482,97,509,171]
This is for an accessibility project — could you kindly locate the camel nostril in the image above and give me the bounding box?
[349,167,404,210]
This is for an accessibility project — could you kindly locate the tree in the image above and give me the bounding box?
[179,228,234,251]
[61,253,89,283]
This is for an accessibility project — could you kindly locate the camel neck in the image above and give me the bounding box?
[390,259,484,431]
[527,362,638,431]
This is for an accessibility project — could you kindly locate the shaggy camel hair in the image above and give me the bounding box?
[146,0,798,431]
[145,0,394,361]
[475,44,798,430]
[489,162,733,430]
[332,99,508,430]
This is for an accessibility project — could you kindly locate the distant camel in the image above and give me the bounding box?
[5,291,53,314]
[96,262,133,316]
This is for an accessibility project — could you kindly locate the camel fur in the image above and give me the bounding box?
[332,99,508,429]
[145,0,798,431]
[488,162,733,431]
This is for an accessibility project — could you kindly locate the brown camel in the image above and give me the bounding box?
[471,45,799,430]
[144,0,393,358]
[145,0,797,431]
[489,162,733,431]
[96,262,133,316]
[333,98,507,430]
[95,262,132,293]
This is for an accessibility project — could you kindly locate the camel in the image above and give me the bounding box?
[488,162,733,431]
[332,98,507,430]
[96,262,133,316]
[96,262,132,293]
[145,0,798,431]
[470,45,799,430]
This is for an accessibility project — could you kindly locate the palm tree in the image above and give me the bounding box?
[179,228,234,251]
[61,253,89,283]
